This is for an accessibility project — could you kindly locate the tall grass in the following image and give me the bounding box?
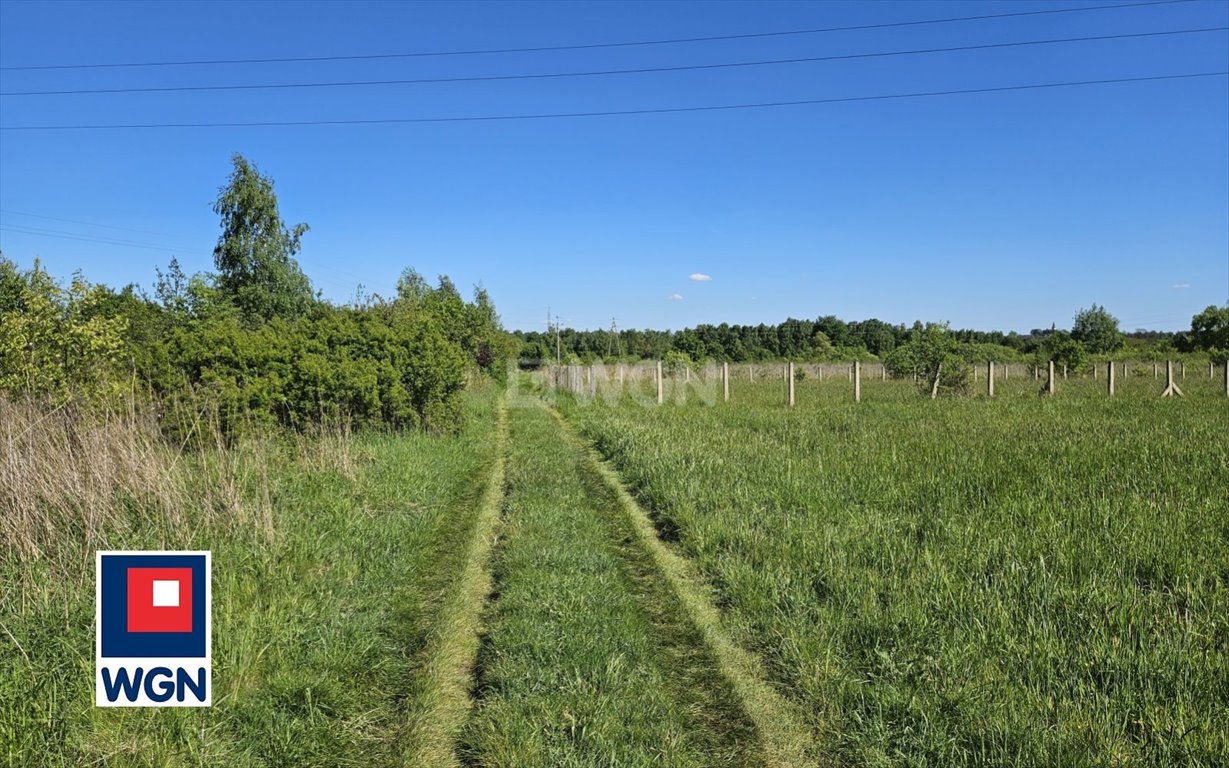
[1,397,188,566]
[1,389,501,766]
[562,379,1229,766]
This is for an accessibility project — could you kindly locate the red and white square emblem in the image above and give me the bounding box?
[126,567,193,633]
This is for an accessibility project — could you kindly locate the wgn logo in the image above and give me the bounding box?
[96,551,211,707]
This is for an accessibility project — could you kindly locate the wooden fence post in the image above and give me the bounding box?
[1153,362,1158,379]
[854,361,861,403]
[1224,361,1229,396]
[1161,360,1184,398]
[1107,360,1115,397]
[723,362,730,402]
[1045,360,1056,396]
[881,364,887,381]
[988,361,995,397]
[787,362,795,407]
[656,360,663,405]
[1063,363,1068,380]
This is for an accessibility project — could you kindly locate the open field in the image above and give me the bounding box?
[4,372,1227,766]
[559,376,1229,766]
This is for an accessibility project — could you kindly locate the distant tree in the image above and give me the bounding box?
[1040,330,1086,371]
[1071,304,1123,354]
[810,330,834,361]
[212,153,313,323]
[154,257,190,319]
[885,323,972,397]
[673,329,705,360]
[815,315,850,347]
[1188,305,1229,352]
[662,349,694,374]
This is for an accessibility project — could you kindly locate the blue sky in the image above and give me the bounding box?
[1,0,1226,333]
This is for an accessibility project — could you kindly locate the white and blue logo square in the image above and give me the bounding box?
[96,551,211,707]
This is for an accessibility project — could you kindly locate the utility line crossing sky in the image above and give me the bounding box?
[0,0,1226,333]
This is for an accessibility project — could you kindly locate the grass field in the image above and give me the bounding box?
[1,388,501,766]
[560,374,1229,766]
[4,370,1226,766]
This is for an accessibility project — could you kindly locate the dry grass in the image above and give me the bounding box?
[0,396,357,586]
[0,396,187,569]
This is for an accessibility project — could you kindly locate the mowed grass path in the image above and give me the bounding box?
[1,389,502,766]
[460,401,762,768]
[563,381,1229,767]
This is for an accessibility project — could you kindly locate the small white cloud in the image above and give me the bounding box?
[1171,283,1191,289]
[670,293,684,301]
[689,273,712,282]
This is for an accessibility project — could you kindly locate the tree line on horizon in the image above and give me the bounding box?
[515,305,1229,369]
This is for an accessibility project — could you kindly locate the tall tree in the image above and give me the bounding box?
[1070,304,1123,354]
[1188,305,1229,352]
[212,154,313,323]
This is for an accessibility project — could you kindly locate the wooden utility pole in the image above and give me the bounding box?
[1161,360,1184,397]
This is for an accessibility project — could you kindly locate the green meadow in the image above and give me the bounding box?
[3,372,1227,767]
[561,373,1229,766]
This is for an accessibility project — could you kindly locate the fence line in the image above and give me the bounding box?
[542,359,1228,404]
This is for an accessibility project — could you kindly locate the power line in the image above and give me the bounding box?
[0,208,176,236]
[2,71,1223,131]
[0,0,1196,72]
[0,224,209,254]
[5,27,1223,98]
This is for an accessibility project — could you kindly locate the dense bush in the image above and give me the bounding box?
[0,259,128,402]
[0,257,483,437]
[164,307,467,437]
